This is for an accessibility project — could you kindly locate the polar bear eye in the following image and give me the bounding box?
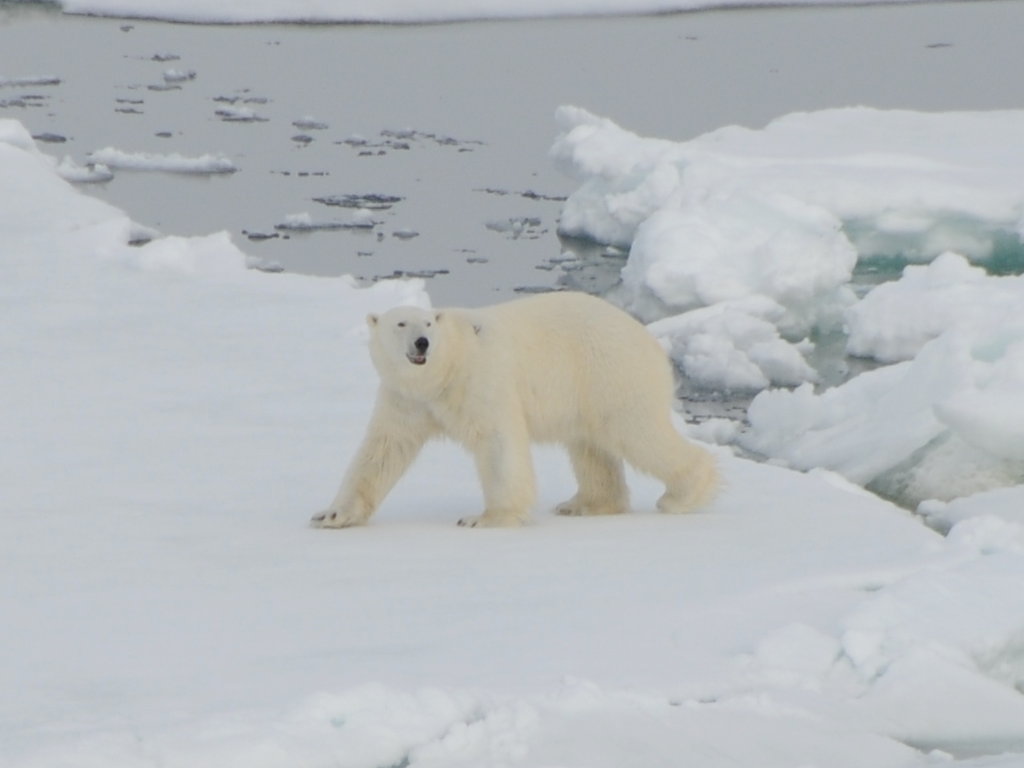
[425,321,432,328]
[397,322,406,328]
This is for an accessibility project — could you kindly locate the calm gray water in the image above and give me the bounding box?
[2,1,1023,307]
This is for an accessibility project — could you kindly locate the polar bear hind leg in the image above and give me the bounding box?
[556,441,629,516]
[615,420,718,515]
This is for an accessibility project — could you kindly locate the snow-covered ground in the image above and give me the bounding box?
[44,0,949,23]
[4,105,1024,767]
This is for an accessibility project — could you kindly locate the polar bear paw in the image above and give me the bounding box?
[310,507,368,529]
[457,511,527,528]
[555,496,628,517]
[656,473,719,514]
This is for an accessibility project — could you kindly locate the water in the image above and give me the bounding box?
[3,0,1023,428]
[3,0,1024,309]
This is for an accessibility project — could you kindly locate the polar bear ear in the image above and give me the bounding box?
[366,313,379,327]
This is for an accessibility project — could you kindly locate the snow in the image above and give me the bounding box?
[43,0,949,24]
[4,111,1024,767]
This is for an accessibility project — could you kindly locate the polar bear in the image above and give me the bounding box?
[312,291,718,528]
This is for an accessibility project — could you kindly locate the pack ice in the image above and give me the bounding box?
[3,113,1024,768]
[553,105,1024,505]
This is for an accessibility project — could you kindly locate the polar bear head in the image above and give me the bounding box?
[367,305,473,397]
[367,305,485,393]
[368,305,441,367]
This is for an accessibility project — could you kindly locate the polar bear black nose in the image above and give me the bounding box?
[414,336,429,353]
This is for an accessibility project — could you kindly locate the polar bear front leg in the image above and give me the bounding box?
[458,427,536,527]
[313,391,436,528]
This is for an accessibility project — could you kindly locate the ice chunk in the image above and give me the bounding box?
[292,115,328,130]
[55,156,114,183]
[846,252,1024,363]
[743,246,1024,502]
[919,486,1024,531]
[648,296,818,390]
[554,106,1024,341]
[743,336,966,485]
[214,105,266,123]
[617,192,857,336]
[273,211,373,232]
[744,326,1024,504]
[88,146,237,174]
[162,68,196,83]
[0,75,60,87]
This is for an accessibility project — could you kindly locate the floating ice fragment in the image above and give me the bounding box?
[485,217,544,239]
[293,116,328,131]
[314,193,403,210]
[248,258,284,273]
[381,268,447,279]
[88,147,236,174]
[274,211,375,232]
[56,156,114,183]
[33,132,67,144]
[215,106,266,123]
[351,208,376,227]
[278,212,313,228]
[163,68,196,83]
[243,230,278,242]
[0,75,61,87]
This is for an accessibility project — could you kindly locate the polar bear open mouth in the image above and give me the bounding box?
[407,353,427,365]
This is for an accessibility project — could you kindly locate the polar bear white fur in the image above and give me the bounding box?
[312,291,718,528]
